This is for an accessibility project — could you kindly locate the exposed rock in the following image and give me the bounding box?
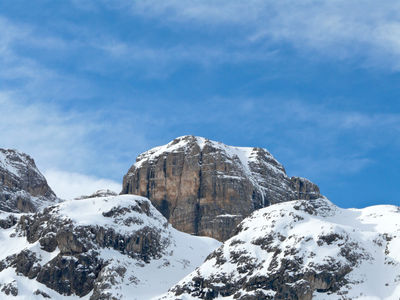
[160,198,400,300]
[39,232,58,252]
[122,136,321,241]
[36,252,103,297]
[11,250,41,279]
[290,176,320,200]
[0,149,57,213]
[33,289,51,298]
[90,264,127,300]
[75,189,118,200]
[0,214,18,229]
[1,280,18,296]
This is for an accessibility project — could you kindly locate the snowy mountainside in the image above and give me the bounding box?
[0,149,57,213]
[160,198,400,300]
[0,194,220,299]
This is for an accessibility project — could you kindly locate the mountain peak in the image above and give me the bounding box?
[134,135,284,175]
[0,148,57,213]
[0,149,42,180]
[122,136,321,241]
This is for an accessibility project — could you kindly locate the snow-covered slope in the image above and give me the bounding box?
[160,198,400,300]
[0,194,220,299]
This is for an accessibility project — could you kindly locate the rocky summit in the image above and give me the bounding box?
[122,136,321,241]
[0,149,57,213]
[160,197,400,300]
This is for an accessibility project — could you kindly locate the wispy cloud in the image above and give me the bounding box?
[0,16,94,102]
[122,0,400,70]
[0,92,152,182]
[127,0,265,24]
[0,93,125,198]
[0,13,276,85]
[44,169,121,200]
[0,92,95,170]
[98,39,275,65]
[4,1,400,92]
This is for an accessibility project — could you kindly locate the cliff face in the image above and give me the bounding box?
[0,149,57,213]
[122,136,321,241]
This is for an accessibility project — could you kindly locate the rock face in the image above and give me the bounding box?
[160,198,400,300]
[0,149,57,213]
[122,136,321,241]
[0,194,220,299]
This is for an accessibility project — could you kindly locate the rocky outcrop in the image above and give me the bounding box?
[0,280,18,296]
[0,149,57,213]
[160,198,400,300]
[122,136,321,241]
[0,214,18,229]
[0,194,220,299]
[75,189,118,200]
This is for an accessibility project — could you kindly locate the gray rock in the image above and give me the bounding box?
[75,189,118,200]
[0,214,18,229]
[34,289,51,298]
[36,252,103,297]
[0,149,57,213]
[1,280,18,296]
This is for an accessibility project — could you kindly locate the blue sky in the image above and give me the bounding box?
[0,1,399,207]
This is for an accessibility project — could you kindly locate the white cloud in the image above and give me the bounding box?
[0,92,152,183]
[44,169,121,200]
[0,93,95,172]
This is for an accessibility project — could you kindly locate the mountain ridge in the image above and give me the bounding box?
[0,194,220,299]
[0,139,398,299]
[160,197,400,300]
